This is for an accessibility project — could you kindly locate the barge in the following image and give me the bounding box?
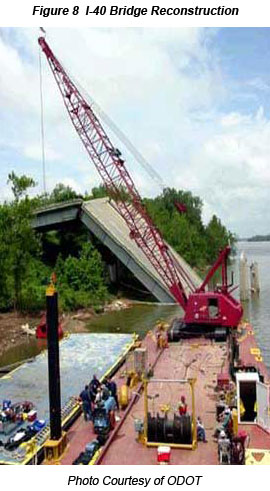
[0,333,136,465]
[56,320,270,465]
[2,34,269,466]
[1,316,270,465]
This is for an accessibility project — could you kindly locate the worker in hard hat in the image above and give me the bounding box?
[197,417,207,443]
[178,395,187,416]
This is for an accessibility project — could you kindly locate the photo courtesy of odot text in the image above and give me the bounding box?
[68,476,203,486]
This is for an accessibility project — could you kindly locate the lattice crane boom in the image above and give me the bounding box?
[38,36,196,309]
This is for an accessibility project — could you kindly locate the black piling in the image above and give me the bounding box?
[46,286,62,441]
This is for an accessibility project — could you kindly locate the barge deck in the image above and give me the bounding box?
[0,333,135,465]
[2,321,270,465]
[57,322,270,465]
[58,331,228,465]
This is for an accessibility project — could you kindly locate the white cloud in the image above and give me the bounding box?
[0,28,270,237]
[247,78,270,92]
[186,107,270,235]
[45,175,85,196]
[23,143,60,162]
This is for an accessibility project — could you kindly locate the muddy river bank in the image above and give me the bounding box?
[2,241,270,371]
[0,302,180,369]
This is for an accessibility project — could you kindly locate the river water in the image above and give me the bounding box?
[1,241,270,370]
[0,304,181,369]
[234,241,270,370]
[85,303,180,337]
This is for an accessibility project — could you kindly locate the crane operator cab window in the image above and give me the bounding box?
[208,298,219,319]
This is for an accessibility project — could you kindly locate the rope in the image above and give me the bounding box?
[39,46,47,195]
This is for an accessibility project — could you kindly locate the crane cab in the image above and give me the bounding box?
[184,291,243,329]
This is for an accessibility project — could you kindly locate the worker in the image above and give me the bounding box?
[147,364,154,379]
[197,417,207,443]
[79,385,92,421]
[156,332,162,350]
[95,387,103,407]
[178,395,187,415]
[225,381,236,407]
[254,400,258,421]
[214,407,231,438]
[101,383,110,401]
[218,430,231,464]
[162,331,169,349]
[103,395,117,414]
[89,374,101,402]
[89,374,100,393]
[231,434,246,465]
[105,376,119,410]
[239,398,246,420]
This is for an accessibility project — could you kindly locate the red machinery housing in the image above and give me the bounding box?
[38,36,243,331]
[184,246,242,328]
[36,313,63,339]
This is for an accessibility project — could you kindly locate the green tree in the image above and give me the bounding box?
[55,242,108,310]
[8,200,41,310]
[20,258,50,311]
[7,171,36,202]
[144,188,207,269]
[144,188,234,270]
[90,185,107,199]
[0,204,14,309]
[0,173,235,313]
[48,183,81,203]
[0,173,41,310]
[205,215,235,264]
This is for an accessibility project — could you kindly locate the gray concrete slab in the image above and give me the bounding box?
[33,198,201,303]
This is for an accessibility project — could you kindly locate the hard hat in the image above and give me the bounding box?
[219,430,226,438]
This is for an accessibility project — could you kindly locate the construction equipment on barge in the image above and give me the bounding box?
[34,36,254,463]
[4,34,269,465]
[35,313,63,340]
[38,35,242,337]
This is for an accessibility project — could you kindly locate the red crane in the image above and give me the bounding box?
[38,36,243,331]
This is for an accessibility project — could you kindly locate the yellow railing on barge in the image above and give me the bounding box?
[0,335,138,466]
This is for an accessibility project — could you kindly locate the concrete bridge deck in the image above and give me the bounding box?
[32,198,201,304]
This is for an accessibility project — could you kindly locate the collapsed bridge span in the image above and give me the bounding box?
[32,198,201,304]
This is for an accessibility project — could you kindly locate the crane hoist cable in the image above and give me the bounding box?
[39,44,46,195]
[66,65,190,223]
[38,34,244,330]
[39,34,166,193]
[38,35,194,308]
[39,30,166,195]
[56,53,166,194]
[60,60,191,228]
[44,42,196,294]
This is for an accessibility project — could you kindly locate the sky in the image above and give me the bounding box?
[0,27,270,237]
